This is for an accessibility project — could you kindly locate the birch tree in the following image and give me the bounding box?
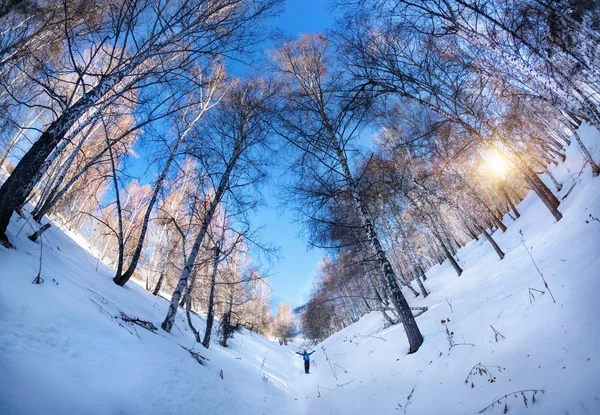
[161,78,275,333]
[271,34,424,353]
[0,0,280,247]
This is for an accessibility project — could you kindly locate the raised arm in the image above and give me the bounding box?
[295,351,303,356]
[308,351,315,356]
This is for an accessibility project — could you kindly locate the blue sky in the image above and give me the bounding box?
[254,0,336,309]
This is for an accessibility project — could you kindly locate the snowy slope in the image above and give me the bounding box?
[287,125,600,415]
[0,203,297,414]
[1,125,599,415]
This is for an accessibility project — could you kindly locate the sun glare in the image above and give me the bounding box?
[482,150,510,179]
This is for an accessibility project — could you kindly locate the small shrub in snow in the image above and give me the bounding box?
[478,389,544,413]
[441,318,474,350]
[218,310,243,347]
[464,363,505,388]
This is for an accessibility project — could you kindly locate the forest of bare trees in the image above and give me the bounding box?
[1,0,599,353]
[0,0,283,348]
[284,0,600,351]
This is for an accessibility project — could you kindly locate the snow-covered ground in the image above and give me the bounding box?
[1,124,599,415]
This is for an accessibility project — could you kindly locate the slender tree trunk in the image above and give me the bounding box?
[114,109,207,286]
[415,276,428,298]
[0,109,44,170]
[153,269,167,296]
[32,121,102,222]
[544,168,562,192]
[202,244,220,348]
[573,131,600,176]
[28,223,51,243]
[479,226,505,260]
[440,240,463,276]
[106,134,125,278]
[0,75,128,246]
[161,144,242,333]
[500,183,520,218]
[185,270,201,343]
[514,152,563,221]
[333,137,423,353]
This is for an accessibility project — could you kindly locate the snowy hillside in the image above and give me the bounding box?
[1,125,600,415]
[288,125,600,414]
[0,199,296,413]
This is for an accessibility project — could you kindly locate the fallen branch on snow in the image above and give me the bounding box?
[490,325,505,342]
[519,230,556,304]
[181,345,209,366]
[88,298,139,339]
[528,287,545,303]
[120,312,158,332]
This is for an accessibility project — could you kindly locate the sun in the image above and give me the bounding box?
[482,150,510,179]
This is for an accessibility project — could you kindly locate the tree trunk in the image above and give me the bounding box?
[161,143,242,333]
[202,244,220,348]
[114,109,206,286]
[28,223,51,243]
[0,70,132,246]
[573,131,600,176]
[185,271,201,343]
[515,154,563,221]
[32,120,102,222]
[415,276,428,298]
[152,269,167,296]
[334,138,423,353]
[106,134,125,278]
[0,109,45,171]
[544,168,563,192]
[500,183,520,218]
[479,226,505,260]
[441,241,463,276]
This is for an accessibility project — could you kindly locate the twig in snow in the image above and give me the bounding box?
[334,362,348,374]
[450,342,475,349]
[316,381,354,398]
[88,298,135,337]
[321,346,337,380]
[586,214,600,224]
[490,325,505,342]
[441,318,473,350]
[86,287,120,309]
[528,288,545,303]
[445,294,453,314]
[131,324,142,341]
[354,334,387,341]
[403,387,415,414]
[32,232,44,284]
[181,345,209,366]
[519,231,556,303]
[173,322,185,336]
[120,312,158,333]
[478,389,544,413]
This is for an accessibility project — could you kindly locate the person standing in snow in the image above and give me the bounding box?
[296,349,315,374]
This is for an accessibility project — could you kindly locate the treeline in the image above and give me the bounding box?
[292,0,600,350]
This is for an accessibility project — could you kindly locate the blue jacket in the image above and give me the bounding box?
[296,351,315,361]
